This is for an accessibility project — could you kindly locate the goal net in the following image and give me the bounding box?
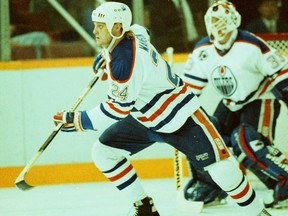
[257,33,288,56]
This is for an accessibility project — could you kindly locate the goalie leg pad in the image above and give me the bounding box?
[231,124,288,188]
[274,179,288,205]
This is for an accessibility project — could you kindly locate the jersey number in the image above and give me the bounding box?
[267,51,286,69]
[151,49,179,87]
[111,84,128,101]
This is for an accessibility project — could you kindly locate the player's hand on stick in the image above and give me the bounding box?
[93,53,107,81]
[53,111,83,132]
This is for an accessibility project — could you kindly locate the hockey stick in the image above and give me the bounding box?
[166,47,184,194]
[15,68,105,191]
[166,47,204,213]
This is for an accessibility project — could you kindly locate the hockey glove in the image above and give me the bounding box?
[93,53,107,81]
[53,111,84,132]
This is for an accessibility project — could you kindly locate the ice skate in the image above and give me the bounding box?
[128,197,160,216]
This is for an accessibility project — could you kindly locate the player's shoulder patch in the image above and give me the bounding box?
[236,30,270,54]
[110,39,134,82]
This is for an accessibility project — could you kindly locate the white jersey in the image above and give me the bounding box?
[86,26,200,133]
[182,30,288,111]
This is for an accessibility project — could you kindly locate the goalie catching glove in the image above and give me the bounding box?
[53,111,86,132]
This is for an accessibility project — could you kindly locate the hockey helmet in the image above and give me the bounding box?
[91,2,132,38]
[204,1,241,42]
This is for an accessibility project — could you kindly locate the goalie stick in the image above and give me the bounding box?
[15,65,105,191]
[166,47,204,213]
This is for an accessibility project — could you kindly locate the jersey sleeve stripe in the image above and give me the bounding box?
[137,84,189,122]
[149,94,195,130]
[139,89,174,113]
[100,103,123,120]
[106,101,131,115]
[80,111,94,130]
[259,69,288,96]
[107,95,136,107]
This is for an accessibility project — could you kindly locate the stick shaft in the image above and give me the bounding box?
[166,47,184,191]
[15,72,102,191]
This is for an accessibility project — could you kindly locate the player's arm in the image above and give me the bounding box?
[256,37,288,107]
[267,55,288,107]
[272,75,288,107]
[53,54,139,132]
[181,52,208,96]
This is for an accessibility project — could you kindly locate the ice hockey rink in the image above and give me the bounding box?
[1,178,287,216]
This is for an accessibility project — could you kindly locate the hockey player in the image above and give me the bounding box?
[53,2,271,215]
[182,0,288,210]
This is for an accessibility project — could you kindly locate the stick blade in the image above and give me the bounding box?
[15,177,34,191]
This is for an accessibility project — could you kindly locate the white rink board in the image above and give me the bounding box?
[0,63,287,168]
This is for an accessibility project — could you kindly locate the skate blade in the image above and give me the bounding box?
[205,198,228,207]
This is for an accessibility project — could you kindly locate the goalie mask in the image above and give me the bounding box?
[91,2,132,39]
[204,1,241,43]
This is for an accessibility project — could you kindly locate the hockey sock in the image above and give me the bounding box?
[101,157,147,203]
[92,142,147,203]
[206,158,263,215]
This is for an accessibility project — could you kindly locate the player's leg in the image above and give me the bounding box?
[92,115,159,216]
[183,102,238,207]
[162,108,268,215]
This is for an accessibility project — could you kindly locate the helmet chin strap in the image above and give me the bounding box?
[214,29,238,51]
[106,29,125,51]
[106,37,117,51]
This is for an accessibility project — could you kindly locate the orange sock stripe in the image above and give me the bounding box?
[108,164,133,182]
[231,183,250,199]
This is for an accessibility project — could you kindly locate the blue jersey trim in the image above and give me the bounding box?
[110,39,134,81]
[81,111,94,130]
[184,73,208,83]
[194,36,211,50]
[235,30,270,53]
